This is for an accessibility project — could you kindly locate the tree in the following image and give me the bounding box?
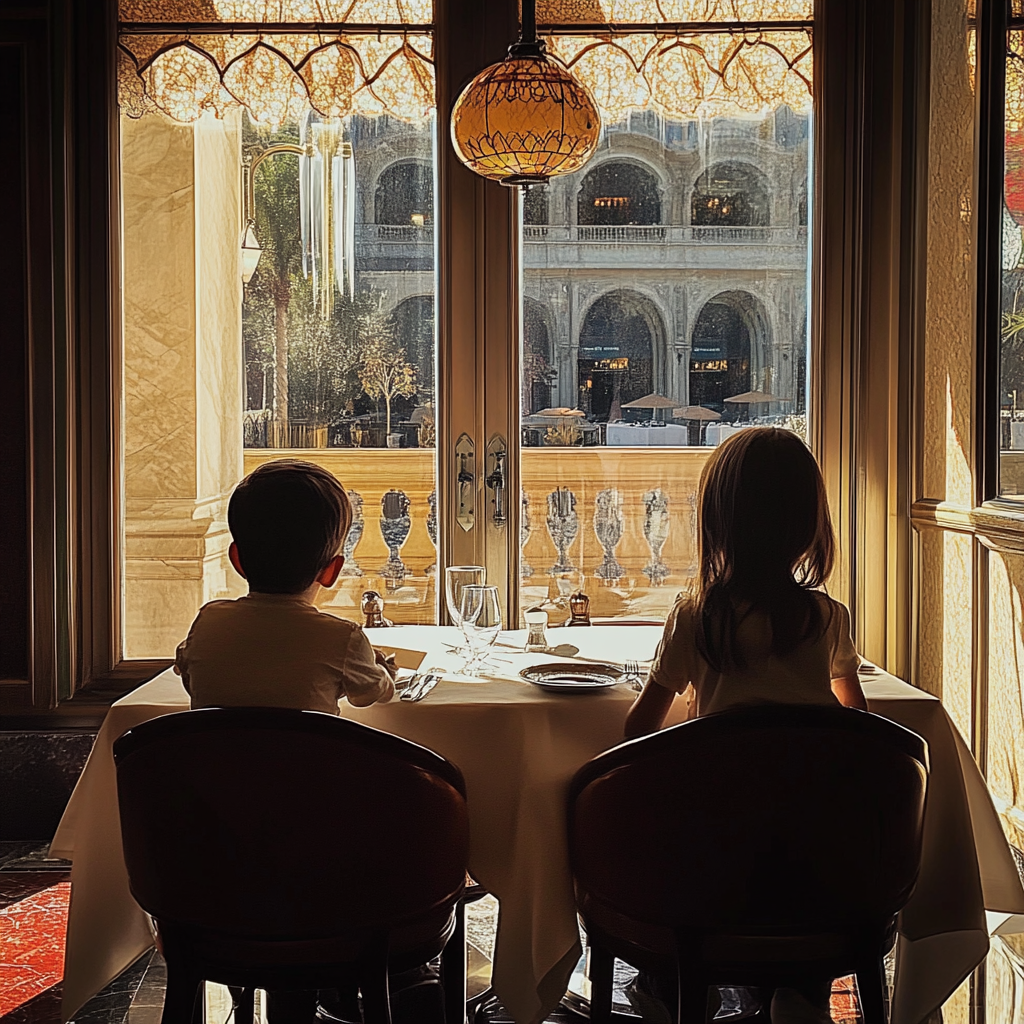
[287,282,370,428]
[358,301,418,437]
[242,273,276,410]
[248,119,302,434]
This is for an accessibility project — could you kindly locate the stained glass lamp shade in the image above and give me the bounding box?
[450,0,600,186]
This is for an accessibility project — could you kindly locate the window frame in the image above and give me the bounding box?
[3,0,918,712]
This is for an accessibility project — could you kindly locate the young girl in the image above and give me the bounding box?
[626,426,865,740]
[623,427,865,1024]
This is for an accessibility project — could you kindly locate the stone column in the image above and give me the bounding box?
[122,110,246,659]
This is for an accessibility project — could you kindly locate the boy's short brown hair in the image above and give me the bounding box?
[228,460,353,594]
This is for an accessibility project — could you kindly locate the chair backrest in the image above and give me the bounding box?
[569,704,927,935]
[114,707,469,940]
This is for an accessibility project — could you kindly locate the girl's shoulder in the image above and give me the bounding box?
[808,591,852,635]
[668,590,700,624]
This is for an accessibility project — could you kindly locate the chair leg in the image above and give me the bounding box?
[358,940,392,1024]
[160,966,203,1024]
[856,959,888,1024]
[232,987,255,1024]
[676,979,708,1024]
[441,902,468,1024]
[587,943,614,1024]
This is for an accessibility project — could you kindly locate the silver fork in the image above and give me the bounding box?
[399,671,429,702]
[401,669,442,703]
[624,660,646,692]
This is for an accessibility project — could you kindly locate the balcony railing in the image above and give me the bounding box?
[690,226,773,242]
[359,223,805,247]
[576,225,668,242]
[240,446,710,626]
[519,225,805,245]
[370,224,433,241]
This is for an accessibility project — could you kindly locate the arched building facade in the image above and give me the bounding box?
[348,108,809,427]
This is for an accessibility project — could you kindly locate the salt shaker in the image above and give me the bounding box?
[524,609,549,652]
[361,590,391,628]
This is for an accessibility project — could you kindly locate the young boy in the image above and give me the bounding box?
[175,459,396,712]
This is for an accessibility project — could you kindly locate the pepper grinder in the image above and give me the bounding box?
[361,590,391,628]
[567,590,591,626]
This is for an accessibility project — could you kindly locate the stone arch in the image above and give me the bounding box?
[374,160,433,225]
[578,160,662,226]
[392,294,434,400]
[689,290,771,419]
[524,185,549,226]
[691,161,771,227]
[523,298,555,414]
[577,289,665,421]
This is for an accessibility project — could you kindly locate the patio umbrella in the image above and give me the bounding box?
[622,393,677,410]
[673,405,721,445]
[673,405,721,421]
[723,390,788,404]
[622,393,678,422]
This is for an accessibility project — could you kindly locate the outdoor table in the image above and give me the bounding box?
[51,625,1024,1024]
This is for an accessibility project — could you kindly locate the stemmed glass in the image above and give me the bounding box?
[458,585,502,675]
[445,566,486,627]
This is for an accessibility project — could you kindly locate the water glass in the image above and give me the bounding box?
[459,585,501,674]
[445,565,485,627]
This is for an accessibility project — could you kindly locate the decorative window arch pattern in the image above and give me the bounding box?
[117,1,435,126]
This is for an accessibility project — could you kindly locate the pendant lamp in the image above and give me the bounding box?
[450,0,601,187]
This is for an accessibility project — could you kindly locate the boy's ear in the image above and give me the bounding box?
[228,542,247,580]
[316,554,345,588]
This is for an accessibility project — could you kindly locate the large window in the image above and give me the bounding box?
[116,0,814,654]
[118,3,437,655]
[520,8,813,621]
[1002,11,1024,496]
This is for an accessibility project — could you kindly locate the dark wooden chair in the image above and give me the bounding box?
[568,704,929,1024]
[114,707,471,1024]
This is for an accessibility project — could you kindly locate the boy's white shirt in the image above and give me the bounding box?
[175,592,395,715]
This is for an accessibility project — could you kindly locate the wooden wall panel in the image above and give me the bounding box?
[0,39,31,687]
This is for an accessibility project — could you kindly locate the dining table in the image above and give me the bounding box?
[51,624,1024,1024]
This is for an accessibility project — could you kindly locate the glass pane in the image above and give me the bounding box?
[1002,30,1024,497]
[919,0,975,507]
[119,0,433,24]
[519,32,810,622]
[535,0,812,24]
[120,34,437,658]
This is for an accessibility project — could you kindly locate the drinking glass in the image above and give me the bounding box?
[459,585,502,674]
[445,565,486,627]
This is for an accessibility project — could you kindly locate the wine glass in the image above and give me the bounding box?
[445,566,485,627]
[459,585,502,675]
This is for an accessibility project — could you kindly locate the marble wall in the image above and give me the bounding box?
[122,110,246,659]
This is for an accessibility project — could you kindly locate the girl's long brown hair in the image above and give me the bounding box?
[693,427,835,671]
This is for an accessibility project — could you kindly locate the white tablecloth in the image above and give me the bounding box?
[52,627,1024,1024]
[605,423,690,446]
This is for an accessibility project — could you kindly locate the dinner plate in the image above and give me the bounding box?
[520,662,624,693]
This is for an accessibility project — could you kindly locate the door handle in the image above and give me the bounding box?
[455,433,475,533]
[485,436,508,528]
